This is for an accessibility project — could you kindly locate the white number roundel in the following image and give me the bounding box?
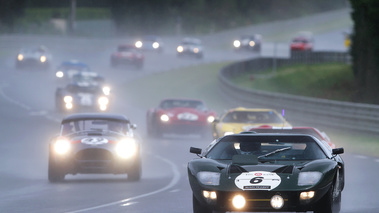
[81,137,108,145]
[235,171,281,191]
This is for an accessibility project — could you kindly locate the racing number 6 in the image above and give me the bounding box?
[250,177,264,184]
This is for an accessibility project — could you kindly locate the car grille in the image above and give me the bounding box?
[75,148,113,161]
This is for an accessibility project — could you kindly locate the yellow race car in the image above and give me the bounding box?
[212,107,291,139]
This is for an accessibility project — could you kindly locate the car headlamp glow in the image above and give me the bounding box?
[17,54,24,61]
[298,172,322,186]
[65,102,73,109]
[249,41,256,47]
[300,191,315,200]
[116,138,137,159]
[207,116,215,123]
[40,55,47,63]
[271,195,284,209]
[177,46,183,53]
[98,96,109,105]
[135,41,142,48]
[54,139,71,155]
[203,191,217,200]
[233,40,241,48]
[193,48,199,53]
[160,114,169,122]
[152,42,160,49]
[232,195,246,209]
[102,86,111,96]
[56,71,64,78]
[197,172,220,186]
[64,96,73,103]
[224,131,234,136]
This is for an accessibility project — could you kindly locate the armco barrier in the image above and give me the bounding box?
[218,51,379,134]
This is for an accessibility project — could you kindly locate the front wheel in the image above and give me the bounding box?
[127,157,141,181]
[193,194,212,213]
[48,151,65,183]
[314,183,341,213]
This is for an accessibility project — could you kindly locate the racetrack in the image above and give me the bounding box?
[1,8,378,213]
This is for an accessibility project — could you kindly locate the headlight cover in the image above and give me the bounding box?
[40,55,47,63]
[17,54,24,61]
[98,96,109,105]
[160,114,170,122]
[135,41,143,48]
[56,71,64,78]
[116,138,138,159]
[54,139,71,155]
[298,171,322,186]
[197,171,220,186]
[102,86,111,96]
[207,115,215,123]
[177,46,183,53]
[233,40,241,48]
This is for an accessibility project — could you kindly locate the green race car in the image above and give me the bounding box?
[188,133,344,213]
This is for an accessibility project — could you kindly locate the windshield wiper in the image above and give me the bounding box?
[258,147,291,159]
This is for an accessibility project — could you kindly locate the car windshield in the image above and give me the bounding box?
[252,129,324,141]
[222,111,284,123]
[72,73,104,84]
[66,84,102,93]
[206,135,326,161]
[61,119,129,135]
[160,100,207,110]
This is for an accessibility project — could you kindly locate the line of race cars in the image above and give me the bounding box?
[15,34,341,213]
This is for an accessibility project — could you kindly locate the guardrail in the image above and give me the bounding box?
[218,51,379,134]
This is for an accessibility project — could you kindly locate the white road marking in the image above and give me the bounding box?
[67,154,181,213]
[29,110,47,116]
[0,84,31,111]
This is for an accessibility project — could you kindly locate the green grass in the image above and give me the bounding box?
[122,62,379,157]
[231,63,357,102]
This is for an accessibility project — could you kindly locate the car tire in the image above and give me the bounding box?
[314,182,340,213]
[48,150,65,183]
[193,194,212,213]
[127,157,141,181]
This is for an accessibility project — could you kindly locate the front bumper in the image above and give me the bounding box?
[195,186,330,212]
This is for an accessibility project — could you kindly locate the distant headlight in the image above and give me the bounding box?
[193,48,199,53]
[232,195,246,209]
[135,41,143,48]
[116,138,138,159]
[160,114,169,122]
[249,41,256,47]
[98,96,109,105]
[224,131,234,136]
[298,172,322,186]
[152,42,160,49]
[56,71,64,78]
[197,171,220,186]
[17,54,24,61]
[54,139,71,155]
[40,55,47,63]
[177,46,183,53]
[233,40,241,48]
[64,96,73,103]
[102,86,111,96]
[207,116,215,123]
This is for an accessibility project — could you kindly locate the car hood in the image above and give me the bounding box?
[217,122,291,133]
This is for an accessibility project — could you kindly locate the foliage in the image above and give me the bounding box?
[0,0,27,32]
[349,0,379,104]
[231,63,357,102]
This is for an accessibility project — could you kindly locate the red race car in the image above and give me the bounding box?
[290,31,314,52]
[110,44,144,69]
[249,126,336,149]
[146,98,217,138]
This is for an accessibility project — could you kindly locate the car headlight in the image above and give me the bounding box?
[193,48,199,53]
[102,86,111,96]
[224,131,234,136]
[64,96,73,103]
[115,138,138,159]
[249,41,256,47]
[54,139,71,155]
[298,172,322,186]
[98,96,109,105]
[152,42,160,49]
[40,55,47,63]
[177,46,183,53]
[160,114,169,122]
[17,54,24,61]
[232,194,246,209]
[233,40,241,48]
[197,171,220,186]
[207,116,215,123]
[135,41,143,48]
[56,71,64,78]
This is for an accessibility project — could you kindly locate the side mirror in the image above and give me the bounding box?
[190,147,202,155]
[131,124,137,129]
[213,118,220,123]
[332,148,344,155]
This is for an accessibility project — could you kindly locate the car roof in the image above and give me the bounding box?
[161,98,204,102]
[227,107,278,112]
[62,113,130,124]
